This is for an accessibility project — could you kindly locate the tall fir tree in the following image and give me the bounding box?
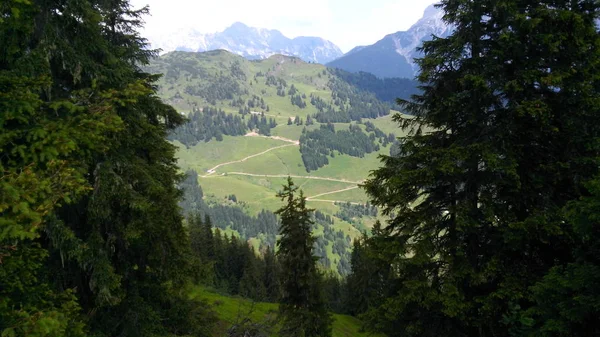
[275,177,332,337]
[1,0,215,336]
[363,1,600,336]
[263,246,282,302]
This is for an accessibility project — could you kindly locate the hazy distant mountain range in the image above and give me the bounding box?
[145,3,452,78]
[327,4,453,79]
[146,22,343,64]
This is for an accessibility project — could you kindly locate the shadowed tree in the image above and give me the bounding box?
[362,1,600,336]
[275,177,332,337]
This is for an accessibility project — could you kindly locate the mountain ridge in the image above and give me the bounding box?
[146,22,343,64]
[145,49,418,274]
[327,4,454,78]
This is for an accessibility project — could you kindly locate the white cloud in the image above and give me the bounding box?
[130,0,436,52]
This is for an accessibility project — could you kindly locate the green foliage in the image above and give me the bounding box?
[187,213,281,302]
[299,124,379,171]
[275,178,333,337]
[313,76,391,123]
[523,176,600,336]
[334,202,378,224]
[327,68,420,104]
[247,113,277,136]
[169,106,248,147]
[361,1,600,336]
[179,171,279,245]
[189,286,383,337]
[1,0,216,336]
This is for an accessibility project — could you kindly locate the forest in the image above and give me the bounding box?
[168,106,248,146]
[299,123,389,171]
[2,0,600,337]
[311,75,392,123]
[168,107,277,147]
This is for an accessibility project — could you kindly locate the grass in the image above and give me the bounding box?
[312,187,371,204]
[189,286,384,337]
[153,50,403,272]
[175,135,286,173]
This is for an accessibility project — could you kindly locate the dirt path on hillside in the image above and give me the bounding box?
[199,137,366,204]
[244,131,299,145]
[210,172,363,184]
[305,186,360,200]
[203,143,297,175]
[306,199,364,205]
[249,111,290,120]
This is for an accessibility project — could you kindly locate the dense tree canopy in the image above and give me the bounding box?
[362,1,600,336]
[276,178,333,337]
[1,1,215,336]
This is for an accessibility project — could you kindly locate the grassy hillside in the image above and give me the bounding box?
[190,286,384,337]
[148,50,413,275]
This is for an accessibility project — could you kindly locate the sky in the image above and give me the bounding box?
[129,0,436,53]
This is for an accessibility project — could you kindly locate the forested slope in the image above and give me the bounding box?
[146,50,417,276]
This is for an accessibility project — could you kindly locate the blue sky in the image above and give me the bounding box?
[130,0,436,52]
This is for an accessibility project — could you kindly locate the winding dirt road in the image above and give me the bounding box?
[306,199,364,205]
[244,131,299,145]
[199,137,366,204]
[203,143,297,175]
[305,185,360,200]
[211,172,363,185]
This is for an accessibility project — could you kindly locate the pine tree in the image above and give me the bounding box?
[204,214,215,259]
[275,177,332,337]
[263,246,281,302]
[1,1,216,336]
[1,1,141,335]
[239,247,267,301]
[363,1,600,336]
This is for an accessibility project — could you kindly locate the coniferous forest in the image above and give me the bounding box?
[3,1,600,337]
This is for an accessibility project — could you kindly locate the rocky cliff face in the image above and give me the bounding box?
[327,4,454,78]
[146,22,343,64]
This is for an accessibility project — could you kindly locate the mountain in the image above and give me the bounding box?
[327,4,453,78]
[145,50,417,275]
[146,22,343,64]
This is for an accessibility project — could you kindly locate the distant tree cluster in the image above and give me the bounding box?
[307,76,391,123]
[247,113,277,136]
[161,54,208,81]
[311,210,352,275]
[188,213,281,302]
[290,94,307,108]
[168,107,248,146]
[314,210,334,225]
[327,68,419,103]
[229,60,247,81]
[230,94,270,113]
[309,94,331,111]
[185,73,245,105]
[287,84,298,96]
[247,94,267,110]
[266,74,287,88]
[334,202,378,223]
[179,171,279,247]
[299,124,379,171]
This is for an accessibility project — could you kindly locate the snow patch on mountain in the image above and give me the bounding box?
[145,22,343,64]
[388,3,454,74]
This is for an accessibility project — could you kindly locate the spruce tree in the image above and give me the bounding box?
[363,1,600,336]
[1,0,216,336]
[275,177,332,337]
[263,246,281,302]
[239,247,267,301]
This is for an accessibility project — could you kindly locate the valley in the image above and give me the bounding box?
[148,50,415,275]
